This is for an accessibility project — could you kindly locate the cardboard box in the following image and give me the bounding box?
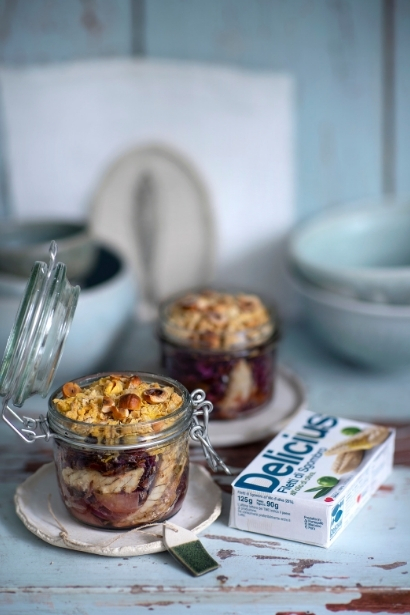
[229,410,395,547]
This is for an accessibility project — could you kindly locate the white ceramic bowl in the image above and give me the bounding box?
[289,197,410,304]
[0,244,137,385]
[289,267,410,370]
[0,219,98,281]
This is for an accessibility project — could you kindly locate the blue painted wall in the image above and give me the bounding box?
[396,0,410,196]
[0,0,408,219]
[0,0,133,63]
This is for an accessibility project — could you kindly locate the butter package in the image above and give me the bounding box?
[229,410,395,547]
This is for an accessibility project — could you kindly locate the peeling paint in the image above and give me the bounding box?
[290,559,328,574]
[205,534,285,550]
[326,590,410,612]
[217,575,229,584]
[252,554,329,575]
[217,549,237,560]
[322,576,349,580]
[378,484,394,492]
[253,555,289,561]
[136,602,174,608]
[372,562,407,570]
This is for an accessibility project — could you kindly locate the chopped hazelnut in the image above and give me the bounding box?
[143,387,171,404]
[127,375,142,388]
[151,420,164,433]
[236,294,261,311]
[111,406,129,421]
[62,382,82,398]
[110,373,127,382]
[101,396,115,414]
[178,293,209,311]
[118,393,142,411]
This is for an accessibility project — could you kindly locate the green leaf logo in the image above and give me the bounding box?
[341,427,362,436]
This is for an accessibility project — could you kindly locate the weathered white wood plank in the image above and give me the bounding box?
[0,470,408,613]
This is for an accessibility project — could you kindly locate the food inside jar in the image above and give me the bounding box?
[54,436,189,529]
[52,374,188,529]
[162,342,275,420]
[160,290,277,420]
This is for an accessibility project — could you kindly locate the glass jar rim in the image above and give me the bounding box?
[47,371,193,450]
[158,328,280,355]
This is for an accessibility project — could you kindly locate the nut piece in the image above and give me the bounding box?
[179,293,209,311]
[110,374,127,382]
[101,396,115,414]
[62,382,82,398]
[118,393,142,411]
[236,294,262,311]
[332,450,364,474]
[127,375,142,388]
[143,387,171,404]
[151,420,165,433]
[111,406,129,421]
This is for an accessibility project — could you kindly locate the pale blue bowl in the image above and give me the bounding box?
[290,268,410,370]
[289,197,410,304]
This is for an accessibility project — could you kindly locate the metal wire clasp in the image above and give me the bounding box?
[189,389,231,475]
[1,397,53,443]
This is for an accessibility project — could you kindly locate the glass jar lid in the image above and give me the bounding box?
[0,242,79,407]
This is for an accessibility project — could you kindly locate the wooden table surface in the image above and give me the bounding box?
[1,321,409,615]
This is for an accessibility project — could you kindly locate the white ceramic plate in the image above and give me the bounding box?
[204,364,306,448]
[15,462,221,558]
[89,144,215,319]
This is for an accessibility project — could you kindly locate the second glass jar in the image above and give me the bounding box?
[158,289,279,420]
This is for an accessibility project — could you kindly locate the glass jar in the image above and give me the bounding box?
[158,289,279,420]
[48,372,194,529]
[1,245,229,531]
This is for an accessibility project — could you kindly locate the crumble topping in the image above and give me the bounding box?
[162,289,274,350]
[53,374,183,425]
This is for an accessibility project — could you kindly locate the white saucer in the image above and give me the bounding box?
[204,364,306,448]
[15,462,221,558]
